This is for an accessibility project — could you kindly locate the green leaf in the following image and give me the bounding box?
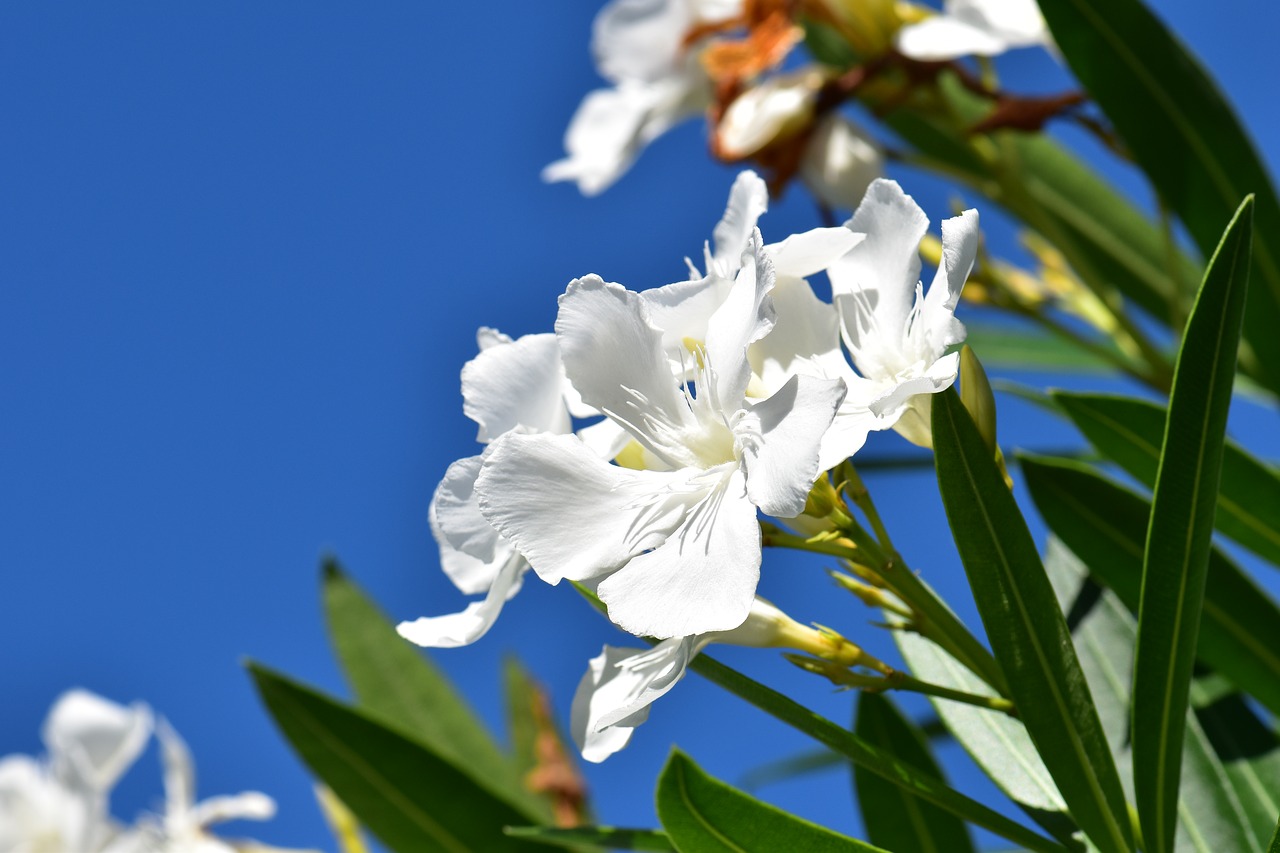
[247,662,544,853]
[801,17,859,70]
[854,693,975,853]
[504,656,542,782]
[891,628,1075,844]
[1132,197,1254,853]
[1045,540,1257,853]
[740,750,845,791]
[1271,815,1280,853]
[965,322,1118,374]
[1037,0,1280,395]
[1051,392,1280,567]
[321,560,545,819]
[1190,687,1280,848]
[686,655,1068,853]
[505,826,674,852]
[932,387,1131,853]
[655,750,883,853]
[1020,455,1280,717]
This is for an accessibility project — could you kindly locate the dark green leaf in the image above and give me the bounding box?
[854,693,975,853]
[801,17,859,70]
[505,826,674,852]
[247,662,544,853]
[1052,392,1280,567]
[656,750,883,853]
[1132,197,1253,853]
[932,387,1131,853]
[1045,540,1257,853]
[686,655,1069,853]
[321,560,544,818]
[1020,455,1280,717]
[1038,0,1280,395]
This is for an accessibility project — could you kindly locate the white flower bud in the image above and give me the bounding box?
[716,70,823,160]
[800,115,884,212]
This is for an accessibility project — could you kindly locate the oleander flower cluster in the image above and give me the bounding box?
[544,0,1051,204]
[400,171,978,761]
[0,690,304,853]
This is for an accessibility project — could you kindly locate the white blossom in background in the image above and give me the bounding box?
[104,721,292,853]
[895,0,1051,61]
[398,329,599,649]
[827,178,979,447]
[714,70,822,161]
[1,691,298,853]
[799,115,884,213]
[476,233,846,639]
[544,0,742,194]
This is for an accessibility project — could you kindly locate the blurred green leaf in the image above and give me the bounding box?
[854,693,975,853]
[1045,540,1257,852]
[1190,686,1280,848]
[965,323,1118,374]
[504,656,542,782]
[1131,197,1253,853]
[1021,455,1280,717]
[655,750,883,852]
[739,749,845,791]
[321,560,545,819]
[932,387,1131,853]
[505,826,673,852]
[801,17,859,70]
[1052,392,1280,567]
[1039,0,1280,395]
[247,662,544,853]
[687,654,1070,852]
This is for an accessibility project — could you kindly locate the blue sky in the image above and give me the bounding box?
[2,2,1278,849]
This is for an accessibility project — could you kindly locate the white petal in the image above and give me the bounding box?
[766,227,864,281]
[716,72,819,161]
[872,351,962,447]
[641,274,735,359]
[597,468,760,637]
[556,276,696,464]
[799,115,884,213]
[576,417,634,461]
[462,333,572,442]
[476,432,685,584]
[749,276,851,392]
[156,718,197,827]
[397,552,525,649]
[706,171,769,279]
[592,0,691,84]
[895,16,1011,60]
[430,455,503,591]
[819,397,880,471]
[920,209,979,357]
[952,0,1047,45]
[190,792,276,828]
[704,232,777,410]
[738,374,846,517]
[829,179,929,367]
[43,690,152,794]
[475,326,512,351]
[571,639,699,763]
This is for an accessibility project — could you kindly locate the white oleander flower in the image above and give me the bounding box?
[799,114,884,213]
[476,234,846,639]
[715,70,822,160]
[571,598,852,761]
[895,0,1051,61]
[826,178,979,447]
[2,690,151,853]
[544,0,742,195]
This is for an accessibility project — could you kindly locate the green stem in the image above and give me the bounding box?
[789,656,1017,716]
[840,463,894,552]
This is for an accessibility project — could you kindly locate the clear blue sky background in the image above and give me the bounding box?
[2,2,1278,850]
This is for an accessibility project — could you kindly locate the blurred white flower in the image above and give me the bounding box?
[715,70,821,160]
[799,115,884,213]
[895,0,1050,61]
[827,178,979,446]
[544,0,742,195]
[476,236,845,639]
[102,720,285,853]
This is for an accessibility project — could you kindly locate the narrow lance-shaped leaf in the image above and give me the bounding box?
[1020,455,1280,717]
[321,560,546,819]
[1051,392,1280,568]
[1131,197,1253,853]
[1038,0,1280,396]
[656,750,886,853]
[1190,685,1280,847]
[854,692,976,853]
[504,826,675,852]
[932,387,1131,853]
[247,662,545,853]
[686,654,1070,853]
